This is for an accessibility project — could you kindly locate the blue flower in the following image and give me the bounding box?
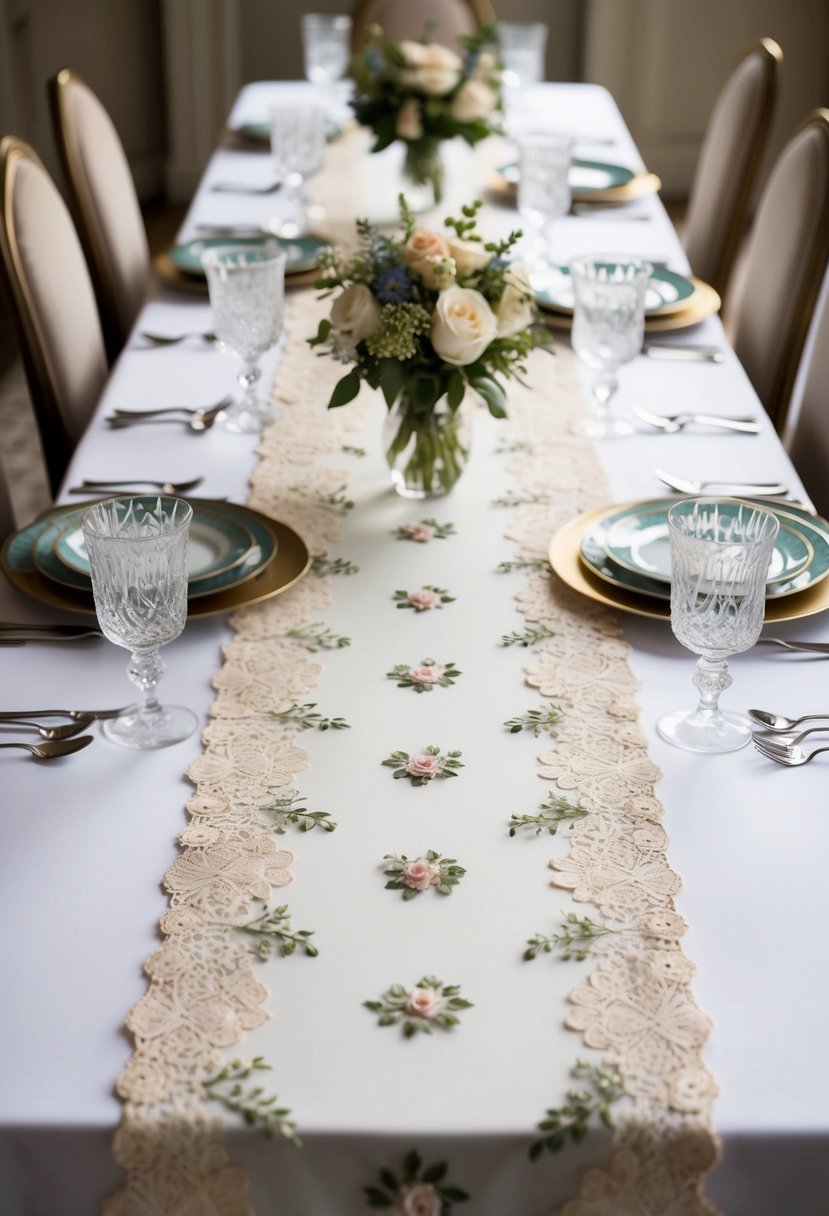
[372,265,413,304]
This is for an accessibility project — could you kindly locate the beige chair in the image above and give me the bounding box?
[49,68,150,363]
[727,108,829,434]
[786,283,829,517]
[0,136,108,495]
[681,38,782,301]
[352,0,495,48]
[0,455,15,540]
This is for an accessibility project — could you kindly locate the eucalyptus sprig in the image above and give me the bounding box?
[524,913,613,962]
[500,624,554,647]
[504,703,563,737]
[204,1057,301,1147]
[383,850,466,899]
[386,658,461,693]
[341,443,366,457]
[287,622,351,652]
[260,789,337,834]
[312,553,359,576]
[495,439,533,454]
[444,199,484,241]
[508,792,588,837]
[316,487,354,515]
[276,702,350,731]
[240,903,318,960]
[529,1060,627,1160]
[364,975,473,1038]
[365,1150,469,1212]
[497,558,548,573]
[491,490,551,507]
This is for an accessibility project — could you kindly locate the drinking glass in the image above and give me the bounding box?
[270,104,326,237]
[569,255,652,438]
[202,241,286,434]
[657,498,779,754]
[498,21,548,89]
[518,132,573,285]
[82,497,197,750]
[301,13,351,86]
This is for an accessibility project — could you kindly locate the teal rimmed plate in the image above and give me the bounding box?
[535,264,696,317]
[167,234,328,278]
[231,119,342,145]
[499,158,634,193]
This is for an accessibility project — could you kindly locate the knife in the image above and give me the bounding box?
[0,624,102,643]
[644,345,724,363]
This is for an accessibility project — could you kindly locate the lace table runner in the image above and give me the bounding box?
[105,152,721,1214]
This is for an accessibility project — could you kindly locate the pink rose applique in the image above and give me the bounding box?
[405,987,446,1019]
[408,664,441,685]
[402,859,440,891]
[408,588,441,611]
[405,753,443,779]
[405,523,435,543]
[394,1181,443,1216]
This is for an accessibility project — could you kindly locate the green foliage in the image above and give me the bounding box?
[508,792,588,837]
[524,913,613,962]
[386,658,461,693]
[312,553,359,576]
[286,622,350,652]
[504,702,564,737]
[382,745,464,785]
[240,903,318,960]
[500,624,554,647]
[364,975,473,1038]
[204,1057,301,1146]
[529,1060,627,1160]
[365,1149,469,1212]
[383,850,466,899]
[276,702,350,731]
[260,789,337,834]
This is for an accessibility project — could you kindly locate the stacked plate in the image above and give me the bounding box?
[155,233,329,293]
[224,118,343,146]
[536,264,721,333]
[549,498,829,624]
[490,158,661,204]
[1,499,310,619]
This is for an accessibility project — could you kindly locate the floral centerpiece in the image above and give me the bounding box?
[349,25,502,205]
[309,198,549,497]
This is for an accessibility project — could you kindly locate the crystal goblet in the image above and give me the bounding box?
[569,255,652,438]
[202,240,286,434]
[657,498,779,754]
[270,104,326,237]
[301,13,351,88]
[82,496,197,750]
[518,132,573,286]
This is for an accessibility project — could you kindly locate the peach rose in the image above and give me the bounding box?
[405,230,451,289]
[450,79,498,122]
[494,260,534,337]
[396,98,423,141]
[393,1181,443,1216]
[405,754,442,778]
[408,664,441,684]
[446,236,492,277]
[402,858,440,890]
[399,41,462,96]
[405,523,435,542]
[408,588,440,610]
[431,285,497,365]
[405,986,446,1018]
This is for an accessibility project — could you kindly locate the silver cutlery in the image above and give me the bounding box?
[570,204,651,221]
[69,476,204,495]
[139,331,217,346]
[644,344,724,364]
[752,725,829,750]
[635,407,759,434]
[748,708,829,732]
[0,736,94,759]
[107,398,230,433]
[757,639,829,656]
[210,179,283,195]
[0,624,103,644]
[753,738,829,767]
[0,706,129,721]
[194,223,268,236]
[654,469,790,497]
[0,716,94,740]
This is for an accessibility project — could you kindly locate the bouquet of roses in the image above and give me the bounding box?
[349,25,502,203]
[309,198,549,495]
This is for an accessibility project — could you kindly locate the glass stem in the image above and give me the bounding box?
[238,360,261,407]
[690,655,732,723]
[127,646,166,718]
[591,372,618,417]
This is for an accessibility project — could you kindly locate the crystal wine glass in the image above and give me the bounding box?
[270,104,326,237]
[518,132,573,287]
[82,496,197,750]
[657,498,779,754]
[301,13,351,88]
[202,240,286,434]
[569,255,652,438]
[498,20,548,89]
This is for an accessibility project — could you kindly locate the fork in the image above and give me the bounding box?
[107,399,230,433]
[69,476,204,495]
[139,331,217,346]
[210,179,283,195]
[635,407,759,434]
[0,706,128,721]
[753,738,829,767]
[654,469,790,496]
[0,716,94,740]
[757,638,829,656]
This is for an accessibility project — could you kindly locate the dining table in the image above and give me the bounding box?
[1,79,828,1216]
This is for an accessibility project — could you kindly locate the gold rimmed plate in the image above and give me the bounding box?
[541,278,721,334]
[489,161,661,205]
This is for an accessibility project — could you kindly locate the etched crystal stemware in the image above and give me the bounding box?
[202,241,286,434]
[518,132,573,286]
[569,255,652,438]
[301,13,351,88]
[657,498,779,754]
[270,104,326,237]
[82,496,197,749]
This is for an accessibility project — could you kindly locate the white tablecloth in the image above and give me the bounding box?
[1,83,828,1216]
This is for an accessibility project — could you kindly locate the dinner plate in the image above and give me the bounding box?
[541,278,721,334]
[551,501,829,623]
[54,502,256,584]
[1,501,308,617]
[535,264,696,317]
[492,159,661,205]
[167,234,328,278]
[226,118,342,146]
[602,500,815,587]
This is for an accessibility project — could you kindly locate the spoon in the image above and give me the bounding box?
[0,736,94,759]
[0,715,94,740]
[139,331,217,346]
[747,709,829,733]
[635,406,759,434]
[107,399,230,433]
[210,179,283,195]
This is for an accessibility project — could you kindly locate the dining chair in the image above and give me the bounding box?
[49,67,150,363]
[0,455,15,539]
[726,108,829,435]
[351,0,495,48]
[681,37,782,302]
[0,136,108,496]
[785,283,829,517]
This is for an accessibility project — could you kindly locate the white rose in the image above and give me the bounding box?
[446,236,492,277]
[330,283,381,346]
[474,50,499,84]
[399,41,462,96]
[495,261,535,337]
[431,285,498,366]
[450,79,497,122]
[396,98,423,141]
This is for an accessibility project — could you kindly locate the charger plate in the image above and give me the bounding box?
[550,502,829,624]
[168,234,328,278]
[153,254,320,294]
[536,265,696,317]
[1,500,310,618]
[541,278,721,334]
[489,160,661,204]
[222,119,343,147]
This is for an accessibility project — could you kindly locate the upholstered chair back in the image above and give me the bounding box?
[352,0,493,48]
[49,68,150,363]
[682,38,781,301]
[727,109,829,433]
[787,284,829,517]
[0,456,15,540]
[0,137,108,495]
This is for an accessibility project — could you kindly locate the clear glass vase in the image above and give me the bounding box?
[383,394,473,499]
[402,138,444,209]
